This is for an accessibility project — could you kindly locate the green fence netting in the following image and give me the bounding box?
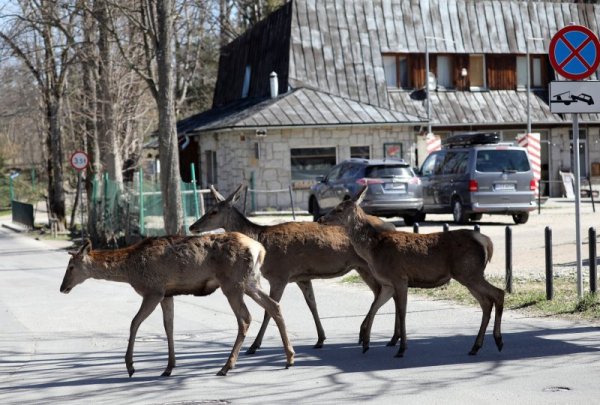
[89,171,211,238]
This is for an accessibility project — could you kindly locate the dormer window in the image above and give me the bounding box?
[436,55,454,89]
[242,65,251,98]
[383,54,410,89]
[516,55,547,90]
[468,54,486,90]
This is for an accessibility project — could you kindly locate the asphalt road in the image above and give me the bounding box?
[1,209,600,404]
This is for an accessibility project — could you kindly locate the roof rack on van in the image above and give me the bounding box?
[443,132,500,148]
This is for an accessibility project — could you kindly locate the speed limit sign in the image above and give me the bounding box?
[70,151,89,171]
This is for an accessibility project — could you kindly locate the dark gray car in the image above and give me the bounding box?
[309,158,423,225]
[418,132,536,224]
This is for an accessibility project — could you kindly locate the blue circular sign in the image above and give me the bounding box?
[549,25,600,80]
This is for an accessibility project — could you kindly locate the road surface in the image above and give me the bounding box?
[1,220,599,404]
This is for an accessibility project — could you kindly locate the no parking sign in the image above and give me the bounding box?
[549,25,600,80]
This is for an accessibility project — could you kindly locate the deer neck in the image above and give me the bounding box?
[87,251,130,284]
[347,211,379,255]
[228,208,267,240]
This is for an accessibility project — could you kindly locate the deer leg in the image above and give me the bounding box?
[387,294,401,347]
[355,268,399,346]
[160,296,175,377]
[393,280,409,358]
[360,284,394,353]
[296,280,326,348]
[245,281,295,369]
[246,282,286,355]
[125,294,163,377]
[458,275,505,355]
[218,287,251,376]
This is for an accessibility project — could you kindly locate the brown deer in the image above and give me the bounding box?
[60,233,295,377]
[318,186,504,357]
[189,184,400,354]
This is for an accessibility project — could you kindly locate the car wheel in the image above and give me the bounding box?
[310,198,322,222]
[403,215,416,226]
[470,213,482,221]
[452,199,468,224]
[512,212,529,224]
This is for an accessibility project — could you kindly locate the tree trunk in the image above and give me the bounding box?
[156,0,183,235]
[46,94,66,230]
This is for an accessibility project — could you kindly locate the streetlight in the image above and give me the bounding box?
[526,37,545,134]
[425,36,455,135]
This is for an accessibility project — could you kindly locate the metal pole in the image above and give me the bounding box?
[191,163,200,219]
[505,226,513,293]
[31,167,36,195]
[545,226,553,300]
[425,38,431,135]
[588,175,596,213]
[443,223,449,232]
[79,171,84,242]
[181,181,188,235]
[288,185,296,220]
[9,176,14,202]
[139,169,145,236]
[574,114,583,298]
[526,39,531,134]
[413,223,419,234]
[589,227,597,294]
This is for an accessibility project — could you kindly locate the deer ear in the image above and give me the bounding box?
[210,185,226,202]
[78,239,92,256]
[353,186,368,205]
[227,183,246,205]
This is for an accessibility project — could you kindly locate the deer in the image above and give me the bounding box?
[189,184,400,354]
[318,186,504,358]
[59,233,295,377]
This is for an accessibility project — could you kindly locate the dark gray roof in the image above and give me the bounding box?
[388,89,600,126]
[289,0,600,110]
[175,87,425,136]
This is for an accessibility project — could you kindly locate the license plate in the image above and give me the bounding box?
[384,183,406,193]
[495,183,515,191]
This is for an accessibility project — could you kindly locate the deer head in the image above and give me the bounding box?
[318,186,368,227]
[60,240,93,294]
[189,183,246,233]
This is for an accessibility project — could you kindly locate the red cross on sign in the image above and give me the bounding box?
[549,25,600,80]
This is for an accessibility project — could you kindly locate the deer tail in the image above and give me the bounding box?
[472,232,494,264]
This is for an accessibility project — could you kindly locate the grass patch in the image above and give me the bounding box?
[342,274,600,321]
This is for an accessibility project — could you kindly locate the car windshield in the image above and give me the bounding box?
[365,165,412,178]
[476,150,530,172]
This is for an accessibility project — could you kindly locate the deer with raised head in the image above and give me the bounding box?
[60,233,294,377]
[318,186,504,357]
[189,184,399,354]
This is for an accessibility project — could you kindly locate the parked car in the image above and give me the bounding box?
[309,158,423,225]
[418,132,536,224]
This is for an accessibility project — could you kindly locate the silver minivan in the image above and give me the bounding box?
[418,132,536,224]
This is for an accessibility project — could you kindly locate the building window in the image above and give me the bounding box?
[350,146,370,159]
[205,150,217,185]
[242,65,251,98]
[436,55,454,89]
[469,54,486,89]
[382,54,409,89]
[516,55,546,90]
[290,147,337,180]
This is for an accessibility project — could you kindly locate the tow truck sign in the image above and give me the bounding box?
[549,80,600,113]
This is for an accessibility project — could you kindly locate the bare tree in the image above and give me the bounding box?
[0,0,78,229]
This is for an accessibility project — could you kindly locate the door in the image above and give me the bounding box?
[419,151,445,211]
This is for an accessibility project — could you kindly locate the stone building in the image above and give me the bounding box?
[176,0,600,209]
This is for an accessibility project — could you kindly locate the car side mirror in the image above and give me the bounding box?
[316,175,325,183]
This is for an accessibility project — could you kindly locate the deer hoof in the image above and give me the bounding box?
[127,367,135,378]
[161,370,172,377]
[216,368,229,376]
[495,336,504,352]
[386,338,398,347]
[362,345,370,354]
[245,345,258,355]
[313,341,324,349]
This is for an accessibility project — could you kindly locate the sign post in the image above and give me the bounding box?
[549,25,600,298]
[70,151,89,242]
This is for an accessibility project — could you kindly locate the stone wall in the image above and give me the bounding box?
[196,125,416,211]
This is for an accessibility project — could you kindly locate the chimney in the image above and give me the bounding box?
[269,71,278,98]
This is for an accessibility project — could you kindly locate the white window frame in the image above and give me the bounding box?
[469,54,486,91]
[436,55,454,90]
